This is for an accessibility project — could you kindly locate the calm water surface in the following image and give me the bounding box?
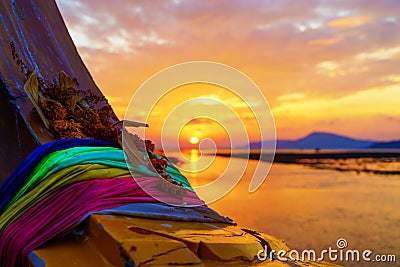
[171,150,400,266]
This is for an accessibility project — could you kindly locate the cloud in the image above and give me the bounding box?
[356,46,400,60]
[308,33,345,46]
[186,118,214,125]
[277,93,307,102]
[328,15,371,28]
[273,84,400,140]
[55,0,400,140]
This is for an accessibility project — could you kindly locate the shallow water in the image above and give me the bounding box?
[172,151,400,266]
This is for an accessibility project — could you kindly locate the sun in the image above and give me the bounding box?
[189,136,199,144]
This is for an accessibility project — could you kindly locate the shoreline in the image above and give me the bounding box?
[215,151,400,175]
[216,150,400,162]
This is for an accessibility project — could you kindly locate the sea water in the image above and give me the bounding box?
[170,150,400,267]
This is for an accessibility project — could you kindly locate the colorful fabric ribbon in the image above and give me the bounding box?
[1,140,194,214]
[0,178,155,267]
[0,139,229,267]
[0,139,117,213]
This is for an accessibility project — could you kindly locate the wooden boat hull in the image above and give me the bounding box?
[29,214,339,267]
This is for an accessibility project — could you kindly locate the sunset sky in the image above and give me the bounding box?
[55,0,400,145]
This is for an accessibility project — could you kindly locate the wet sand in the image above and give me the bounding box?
[216,150,400,175]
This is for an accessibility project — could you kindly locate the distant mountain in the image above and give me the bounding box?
[368,140,400,149]
[249,132,376,150]
[277,132,375,149]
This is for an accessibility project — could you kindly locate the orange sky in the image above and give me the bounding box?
[56,0,400,144]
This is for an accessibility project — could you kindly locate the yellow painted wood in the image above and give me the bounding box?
[30,214,342,267]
